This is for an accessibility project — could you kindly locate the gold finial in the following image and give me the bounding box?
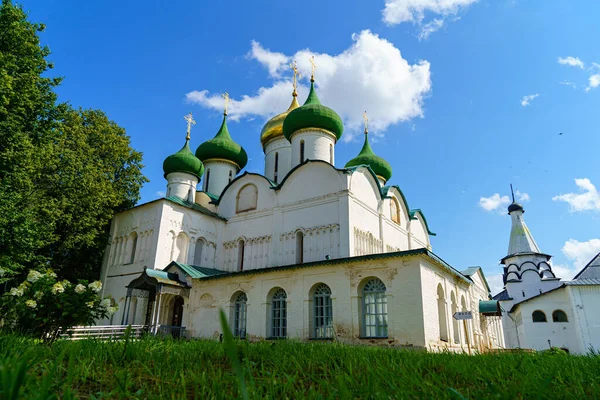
[362,111,369,134]
[222,92,230,116]
[309,56,316,82]
[290,60,301,97]
[184,112,196,141]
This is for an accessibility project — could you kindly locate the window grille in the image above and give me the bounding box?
[362,279,387,338]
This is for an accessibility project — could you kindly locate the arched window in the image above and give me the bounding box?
[236,184,258,213]
[193,238,205,266]
[552,310,568,322]
[233,292,248,338]
[174,232,189,263]
[300,140,305,162]
[295,231,304,264]
[271,288,287,338]
[437,284,448,341]
[451,292,460,344]
[127,233,138,264]
[390,198,400,224]
[237,239,245,271]
[362,278,387,338]
[313,284,333,338]
[204,169,211,192]
[274,152,279,183]
[329,143,333,164]
[228,170,233,183]
[532,310,547,322]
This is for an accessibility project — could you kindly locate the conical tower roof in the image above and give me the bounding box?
[283,80,343,142]
[163,139,204,179]
[345,130,392,183]
[506,187,541,257]
[195,113,248,170]
[260,95,300,149]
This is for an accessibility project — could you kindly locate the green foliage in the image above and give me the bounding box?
[0,335,599,399]
[0,270,116,341]
[0,0,147,284]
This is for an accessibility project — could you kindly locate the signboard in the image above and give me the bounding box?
[453,311,473,320]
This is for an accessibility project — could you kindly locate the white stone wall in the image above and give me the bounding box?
[166,172,198,202]
[568,285,600,353]
[264,137,292,184]
[202,160,237,196]
[290,130,336,167]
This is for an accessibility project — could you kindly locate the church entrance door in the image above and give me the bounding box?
[171,296,184,338]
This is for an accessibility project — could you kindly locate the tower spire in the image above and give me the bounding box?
[222,92,230,116]
[362,111,369,134]
[290,60,300,97]
[309,56,316,82]
[510,183,515,203]
[184,112,196,141]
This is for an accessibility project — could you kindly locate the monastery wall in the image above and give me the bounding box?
[568,285,600,353]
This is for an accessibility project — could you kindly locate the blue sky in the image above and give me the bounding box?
[21,0,600,293]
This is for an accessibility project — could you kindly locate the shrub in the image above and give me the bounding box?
[0,269,117,341]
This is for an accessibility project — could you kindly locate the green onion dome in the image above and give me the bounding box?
[344,131,392,183]
[163,139,204,179]
[282,80,343,142]
[195,113,248,170]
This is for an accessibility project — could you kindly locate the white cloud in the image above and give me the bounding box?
[553,178,600,212]
[558,56,584,69]
[486,273,504,296]
[247,41,289,77]
[561,238,600,276]
[186,30,432,140]
[551,263,578,281]
[586,74,600,92]
[520,93,539,107]
[559,80,577,89]
[156,191,166,198]
[516,190,530,202]
[382,0,477,38]
[479,193,510,212]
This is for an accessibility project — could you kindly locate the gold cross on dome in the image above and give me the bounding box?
[309,56,316,81]
[184,112,196,140]
[362,111,369,133]
[222,92,230,116]
[290,60,300,95]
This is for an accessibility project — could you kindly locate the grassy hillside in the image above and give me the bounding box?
[1,334,599,399]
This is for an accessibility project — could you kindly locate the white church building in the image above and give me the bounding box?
[494,193,600,354]
[99,65,504,352]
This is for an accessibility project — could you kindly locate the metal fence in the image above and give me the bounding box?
[60,325,186,340]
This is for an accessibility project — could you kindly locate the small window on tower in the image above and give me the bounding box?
[532,310,547,323]
[204,169,211,192]
[300,140,305,162]
[228,170,233,183]
[391,198,400,224]
[274,152,279,183]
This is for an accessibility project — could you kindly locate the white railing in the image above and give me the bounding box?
[60,325,186,340]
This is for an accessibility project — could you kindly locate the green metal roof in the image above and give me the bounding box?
[168,261,227,279]
[164,196,226,221]
[192,247,471,284]
[282,81,343,142]
[409,209,436,236]
[195,114,248,169]
[479,300,501,316]
[344,132,392,182]
[144,268,187,287]
[163,140,204,179]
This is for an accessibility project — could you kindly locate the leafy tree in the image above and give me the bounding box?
[0,0,147,284]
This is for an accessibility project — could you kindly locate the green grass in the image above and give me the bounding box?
[1,333,599,399]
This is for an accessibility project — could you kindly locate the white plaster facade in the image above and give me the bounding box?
[495,201,600,354]
[98,100,504,352]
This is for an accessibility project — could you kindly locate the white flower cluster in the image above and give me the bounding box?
[25,300,37,309]
[88,281,102,293]
[51,282,65,294]
[75,284,86,294]
[27,270,43,283]
[10,287,24,297]
[0,267,6,277]
[86,301,95,309]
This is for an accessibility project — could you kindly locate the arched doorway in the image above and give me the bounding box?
[171,296,184,338]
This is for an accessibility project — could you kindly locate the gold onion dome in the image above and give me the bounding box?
[260,95,300,149]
